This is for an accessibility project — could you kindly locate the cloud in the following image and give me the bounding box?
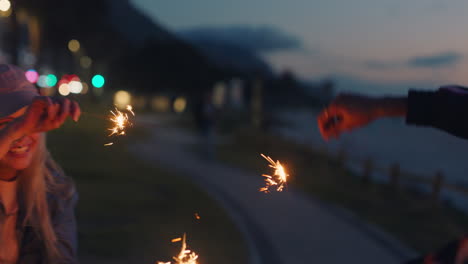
[407,52,463,68]
[365,51,463,70]
[364,60,400,70]
[178,25,301,52]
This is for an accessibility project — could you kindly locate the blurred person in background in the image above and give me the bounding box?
[193,91,217,158]
[0,64,80,264]
[318,85,468,264]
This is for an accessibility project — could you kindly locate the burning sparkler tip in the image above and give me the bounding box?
[194,213,201,220]
[259,153,289,193]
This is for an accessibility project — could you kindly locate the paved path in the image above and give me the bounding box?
[129,115,417,264]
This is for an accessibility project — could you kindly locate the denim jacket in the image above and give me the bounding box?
[16,178,79,264]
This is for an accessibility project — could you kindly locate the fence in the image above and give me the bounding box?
[335,147,468,203]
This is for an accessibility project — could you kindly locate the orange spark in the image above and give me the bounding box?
[157,234,199,264]
[259,154,289,193]
[104,142,113,146]
[171,237,182,243]
[194,213,201,220]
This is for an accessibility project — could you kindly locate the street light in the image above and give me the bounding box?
[91,74,105,88]
[0,0,11,17]
[0,0,11,12]
[46,74,58,87]
[114,90,131,109]
[25,69,39,83]
[68,39,80,53]
[80,56,92,68]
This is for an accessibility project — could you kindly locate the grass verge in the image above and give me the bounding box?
[217,128,468,254]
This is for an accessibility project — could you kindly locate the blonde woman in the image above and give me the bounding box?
[0,64,80,263]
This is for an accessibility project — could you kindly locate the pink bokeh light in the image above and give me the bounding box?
[25,69,39,83]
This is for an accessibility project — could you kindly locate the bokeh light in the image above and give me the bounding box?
[58,83,70,96]
[151,96,170,112]
[40,87,55,96]
[37,75,48,88]
[46,74,57,86]
[173,97,187,113]
[25,69,39,83]
[94,86,104,96]
[0,6,11,17]
[81,82,89,94]
[69,81,83,94]
[132,96,147,109]
[114,90,131,109]
[91,74,105,88]
[68,39,80,53]
[213,82,227,107]
[0,0,11,12]
[80,56,92,69]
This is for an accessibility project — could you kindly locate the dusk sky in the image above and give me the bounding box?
[131,0,468,86]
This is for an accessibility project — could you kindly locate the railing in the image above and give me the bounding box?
[335,147,468,202]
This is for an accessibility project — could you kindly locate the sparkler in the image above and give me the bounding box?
[109,108,131,136]
[157,234,199,264]
[259,154,289,193]
[105,105,135,146]
[82,105,136,146]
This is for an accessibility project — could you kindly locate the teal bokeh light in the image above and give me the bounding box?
[45,74,57,87]
[91,74,105,88]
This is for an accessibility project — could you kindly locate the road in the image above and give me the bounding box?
[129,115,417,264]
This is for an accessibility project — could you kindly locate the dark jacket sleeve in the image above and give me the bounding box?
[52,191,79,264]
[406,85,468,139]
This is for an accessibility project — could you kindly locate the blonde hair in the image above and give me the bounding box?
[16,133,75,261]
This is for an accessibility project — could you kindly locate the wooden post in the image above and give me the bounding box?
[432,171,444,203]
[389,163,400,191]
[362,158,373,183]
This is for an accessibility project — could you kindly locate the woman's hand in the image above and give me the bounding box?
[11,96,81,136]
[317,93,380,140]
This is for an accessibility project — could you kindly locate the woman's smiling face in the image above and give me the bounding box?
[0,107,40,171]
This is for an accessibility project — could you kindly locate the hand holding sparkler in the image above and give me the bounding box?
[259,154,289,193]
[318,93,379,140]
[318,93,407,140]
[11,96,80,137]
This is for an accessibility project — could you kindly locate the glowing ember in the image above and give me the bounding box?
[157,234,199,264]
[126,105,135,116]
[259,154,289,193]
[108,105,134,137]
[194,213,201,220]
[104,142,113,146]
